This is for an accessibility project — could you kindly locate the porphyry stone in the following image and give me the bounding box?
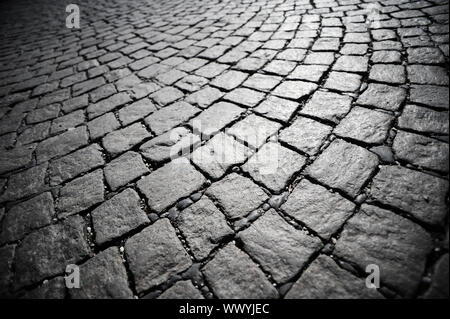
[281,179,355,240]
[157,280,204,299]
[57,169,104,217]
[70,247,134,299]
[357,83,406,111]
[334,204,433,297]
[104,151,149,191]
[92,188,149,245]
[238,209,322,283]
[14,215,90,289]
[306,139,379,197]
[0,144,35,175]
[205,173,268,219]
[398,104,449,135]
[203,243,278,299]
[177,197,233,260]
[370,165,448,225]
[125,218,192,293]
[285,255,383,299]
[301,90,352,123]
[137,158,206,213]
[102,123,150,155]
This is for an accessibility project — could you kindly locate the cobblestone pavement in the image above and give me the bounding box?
[0,0,448,299]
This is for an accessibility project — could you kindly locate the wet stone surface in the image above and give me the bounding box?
[0,0,448,299]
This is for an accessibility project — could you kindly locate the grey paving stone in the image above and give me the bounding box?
[70,247,133,299]
[149,87,184,107]
[210,70,248,91]
[50,110,85,134]
[280,116,333,155]
[0,144,35,175]
[407,65,449,85]
[49,144,105,185]
[243,74,282,92]
[407,47,446,64]
[140,127,200,163]
[371,50,402,63]
[272,80,318,100]
[306,139,379,198]
[301,90,353,123]
[324,71,362,92]
[393,131,448,172]
[281,179,355,240]
[0,163,48,203]
[422,254,449,299]
[357,83,406,111]
[334,106,394,144]
[242,142,306,193]
[36,125,89,163]
[92,188,149,245]
[254,95,298,123]
[333,56,369,73]
[192,132,251,179]
[137,158,206,213]
[17,122,50,145]
[23,277,66,299]
[264,59,297,75]
[224,88,266,108]
[175,75,208,92]
[177,197,233,260]
[335,204,433,297]
[104,151,149,191]
[125,218,192,293]
[145,101,200,135]
[185,86,224,109]
[102,123,150,155]
[87,112,121,140]
[27,104,60,124]
[158,280,204,299]
[285,255,383,299]
[238,209,322,283]
[227,114,282,149]
[398,104,449,135]
[370,165,448,225]
[203,243,278,299]
[287,64,328,82]
[87,92,132,119]
[409,85,449,109]
[57,169,104,217]
[0,244,15,296]
[205,173,268,219]
[190,102,245,138]
[0,192,53,244]
[14,215,90,289]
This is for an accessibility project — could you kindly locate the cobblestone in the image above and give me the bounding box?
[0,0,448,299]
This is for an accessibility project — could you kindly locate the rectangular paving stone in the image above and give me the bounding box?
[238,209,322,283]
[227,114,282,150]
[192,132,252,180]
[92,188,149,245]
[87,92,132,120]
[287,64,328,82]
[370,165,448,225]
[242,142,306,193]
[324,71,362,92]
[177,197,233,260]
[272,80,318,100]
[14,215,90,289]
[282,177,356,240]
[210,70,248,91]
[280,116,333,155]
[254,95,298,123]
[369,64,406,84]
[50,110,85,134]
[409,85,448,110]
[104,151,149,191]
[57,169,104,217]
[36,126,89,163]
[0,144,35,175]
[393,131,448,172]
[285,255,383,299]
[333,56,369,73]
[398,104,449,135]
[306,139,379,198]
[301,90,353,123]
[87,112,121,140]
[334,204,433,297]
[190,102,245,138]
[185,86,224,109]
[118,98,157,126]
[203,243,278,299]
[157,280,204,299]
[69,247,134,299]
[137,158,206,213]
[334,106,394,144]
[125,218,192,293]
[407,65,448,85]
[145,101,200,135]
[205,173,268,220]
[102,123,150,155]
[356,83,406,111]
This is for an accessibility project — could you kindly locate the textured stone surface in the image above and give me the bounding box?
[177,197,233,260]
[285,255,383,299]
[242,142,306,192]
[307,139,379,198]
[137,158,206,213]
[125,218,192,293]
[422,254,449,299]
[145,101,199,135]
[301,90,352,123]
[238,209,322,283]
[370,165,448,225]
[92,188,149,245]
[203,243,278,299]
[282,179,355,240]
[102,123,150,155]
[335,204,433,297]
[70,247,134,299]
[357,83,406,111]
[14,215,90,289]
[398,104,449,135]
[158,280,204,299]
[104,151,149,190]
